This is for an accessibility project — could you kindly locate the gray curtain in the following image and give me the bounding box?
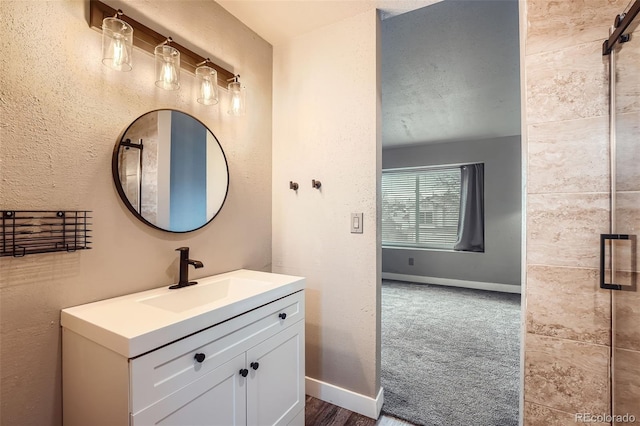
[454,163,484,252]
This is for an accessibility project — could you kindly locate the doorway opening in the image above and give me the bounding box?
[379,1,522,424]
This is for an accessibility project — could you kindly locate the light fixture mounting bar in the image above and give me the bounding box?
[89,0,235,87]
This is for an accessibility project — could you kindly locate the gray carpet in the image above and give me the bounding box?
[381,280,521,426]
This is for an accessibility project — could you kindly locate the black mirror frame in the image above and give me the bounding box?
[111,109,230,233]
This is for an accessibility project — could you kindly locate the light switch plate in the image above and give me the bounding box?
[351,213,363,234]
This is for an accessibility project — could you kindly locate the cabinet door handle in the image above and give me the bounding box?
[239,368,249,377]
[194,353,206,363]
[279,313,287,320]
[250,362,259,370]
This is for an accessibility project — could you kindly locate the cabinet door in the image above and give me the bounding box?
[132,353,247,426]
[130,291,304,413]
[246,320,305,426]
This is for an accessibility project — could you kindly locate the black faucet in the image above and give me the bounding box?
[169,247,204,289]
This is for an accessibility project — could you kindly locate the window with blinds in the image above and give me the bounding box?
[382,166,461,249]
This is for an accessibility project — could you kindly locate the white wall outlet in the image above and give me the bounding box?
[351,213,363,234]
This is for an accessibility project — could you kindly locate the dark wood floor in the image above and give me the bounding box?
[304,396,414,426]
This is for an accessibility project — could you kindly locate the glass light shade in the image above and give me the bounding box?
[227,81,246,116]
[101,17,133,71]
[154,45,180,90]
[196,66,219,105]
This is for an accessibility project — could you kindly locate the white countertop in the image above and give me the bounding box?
[61,269,305,358]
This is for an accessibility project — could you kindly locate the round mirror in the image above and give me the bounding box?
[112,109,229,233]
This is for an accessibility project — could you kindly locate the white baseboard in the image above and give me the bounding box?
[305,377,384,419]
[382,272,521,294]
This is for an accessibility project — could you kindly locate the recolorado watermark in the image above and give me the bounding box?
[575,413,636,423]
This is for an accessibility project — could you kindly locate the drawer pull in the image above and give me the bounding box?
[239,368,249,377]
[250,362,260,370]
[194,353,206,363]
[279,313,287,320]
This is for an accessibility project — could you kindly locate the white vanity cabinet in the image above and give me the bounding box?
[61,270,305,426]
[130,320,304,426]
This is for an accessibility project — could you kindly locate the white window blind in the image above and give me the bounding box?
[382,167,461,249]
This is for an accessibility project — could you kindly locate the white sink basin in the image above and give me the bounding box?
[138,277,272,313]
[61,269,304,358]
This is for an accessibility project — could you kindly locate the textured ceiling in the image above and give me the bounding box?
[217,0,521,148]
[382,0,521,147]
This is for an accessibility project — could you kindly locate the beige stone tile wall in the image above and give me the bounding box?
[526,265,610,345]
[527,117,609,194]
[524,333,610,414]
[615,37,640,114]
[526,193,610,268]
[525,41,609,124]
[615,112,640,192]
[523,0,638,423]
[127,112,160,223]
[611,19,640,419]
[612,348,640,424]
[525,0,626,56]
[614,276,640,352]
[525,401,610,426]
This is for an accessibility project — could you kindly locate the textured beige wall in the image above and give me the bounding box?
[522,0,640,423]
[272,9,381,398]
[0,1,272,425]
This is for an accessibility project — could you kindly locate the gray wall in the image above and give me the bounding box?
[382,136,522,286]
[381,0,521,147]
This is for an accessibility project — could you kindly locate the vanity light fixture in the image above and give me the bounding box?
[89,0,235,89]
[155,38,180,90]
[101,9,133,71]
[227,75,246,116]
[196,59,219,105]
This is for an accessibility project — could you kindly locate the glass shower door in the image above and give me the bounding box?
[607,3,640,423]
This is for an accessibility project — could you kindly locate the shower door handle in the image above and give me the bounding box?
[600,233,630,290]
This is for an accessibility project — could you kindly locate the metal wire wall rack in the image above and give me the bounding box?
[1,210,92,257]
